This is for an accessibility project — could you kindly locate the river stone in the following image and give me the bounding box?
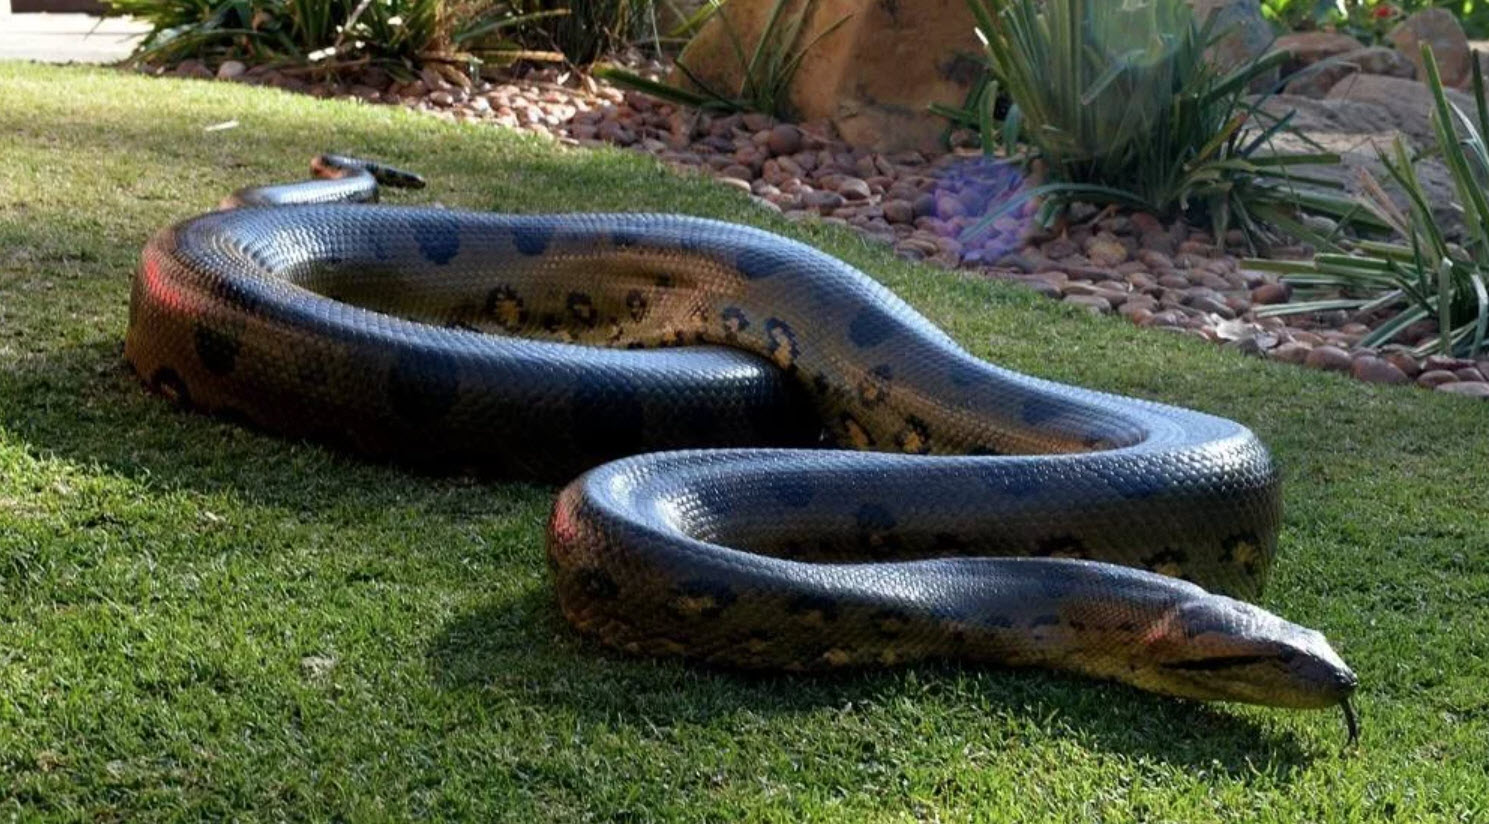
[1388,8,1471,89]
[1437,380,1489,397]
[1275,31,1365,74]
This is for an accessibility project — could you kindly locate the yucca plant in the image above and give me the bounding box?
[956,0,1362,247]
[1249,44,1489,358]
[596,0,850,119]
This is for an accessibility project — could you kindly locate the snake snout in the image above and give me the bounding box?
[1145,597,1357,709]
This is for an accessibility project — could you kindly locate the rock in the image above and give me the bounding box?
[1190,0,1277,89]
[1424,354,1477,371]
[1346,46,1416,79]
[1417,369,1459,388]
[1276,31,1365,74]
[1351,355,1411,385]
[1250,282,1292,305]
[674,0,985,152]
[883,199,915,224]
[1186,294,1236,319]
[1388,8,1471,89]
[1436,380,1489,397]
[1383,351,1421,378]
[767,124,803,156]
[1270,341,1313,364]
[175,59,213,80]
[1063,294,1113,315]
[802,189,846,210]
[1455,366,1487,382]
[1087,237,1129,267]
[216,60,247,81]
[1305,345,1353,372]
[1284,59,1360,99]
[837,177,872,200]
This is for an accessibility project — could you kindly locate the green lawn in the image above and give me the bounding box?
[1,62,1486,821]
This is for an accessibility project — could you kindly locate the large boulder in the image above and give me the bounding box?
[1282,46,1416,98]
[1254,91,1462,236]
[673,0,1275,152]
[673,0,984,153]
[1190,0,1277,88]
[1387,8,1471,88]
[1274,30,1365,76]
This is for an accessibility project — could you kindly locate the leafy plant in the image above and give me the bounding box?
[956,0,1359,247]
[112,0,598,69]
[1249,44,1489,357]
[596,0,850,119]
[1261,0,1489,41]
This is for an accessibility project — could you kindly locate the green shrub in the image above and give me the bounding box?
[1250,45,1489,357]
[509,0,653,65]
[1261,0,1489,41]
[956,0,1355,246]
[112,0,623,69]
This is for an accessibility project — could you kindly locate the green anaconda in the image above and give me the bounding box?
[124,156,1357,735]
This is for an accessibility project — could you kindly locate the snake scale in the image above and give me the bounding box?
[125,156,1357,733]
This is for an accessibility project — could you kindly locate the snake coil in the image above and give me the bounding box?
[125,156,1357,740]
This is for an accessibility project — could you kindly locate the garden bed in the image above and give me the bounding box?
[132,48,1489,398]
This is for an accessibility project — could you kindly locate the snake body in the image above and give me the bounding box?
[126,157,1357,718]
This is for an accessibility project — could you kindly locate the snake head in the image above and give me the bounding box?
[1135,595,1357,709]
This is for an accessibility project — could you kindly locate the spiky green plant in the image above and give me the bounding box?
[596,0,850,119]
[1250,44,1489,358]
[956,0,1362,247]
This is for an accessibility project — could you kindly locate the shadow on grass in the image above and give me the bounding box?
[0,340,550,515]
[428,592,1322,782]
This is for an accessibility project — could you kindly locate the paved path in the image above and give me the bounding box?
[0,12,149,63]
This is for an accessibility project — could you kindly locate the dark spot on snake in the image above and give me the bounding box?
[1116,621,1137,633]
[857,364,894,407]
[149,366,192,409]
[655,273,674,289]
[193,323,240,375]
[668,579,737,619]
[735,245,794,280]
[721,306,750,336]
[611,228,641,249]
[1035,535,1086,558]
[948,362,981,387]
[575,568,619,600]
[511,223,552,256]
[539,313,563,333]
[764,318,799,369]
[1067,620,1087,631]
[982,614,1015,629]
[567,292,598,327]
[1143,549,1189,576]
[773,478,815,508]
[1029,614,1061,628]
[1035,563,1084,600]
[787,595,839,622]
[414,213,461,264]
[572,374,645,456]
[848,306,897,349]
[484,285,528,330]
[446,320,478,332]
[626,290,650,322]
[1020,394,1069,427]
[855,503,897,532]
[387,349,459,425]
[894,417,932,454]
[855,503,901,556]
[811,373,831,395]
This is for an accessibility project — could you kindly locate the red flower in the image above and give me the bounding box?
[1372,4,1397,19]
